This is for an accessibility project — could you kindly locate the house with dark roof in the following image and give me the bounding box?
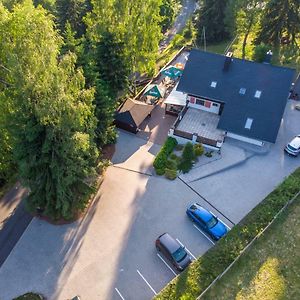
[168,49,295,148]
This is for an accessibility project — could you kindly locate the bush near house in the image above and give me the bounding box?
[155,167,300,300]
[178,142,195,173]
[153,137,178,172]
[194,143,204,157]
[165,168,177,180]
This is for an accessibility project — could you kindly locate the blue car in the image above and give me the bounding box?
[186,203,228,240]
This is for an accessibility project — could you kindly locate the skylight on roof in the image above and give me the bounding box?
[254,90,262,98]
[210,81,217,88]
[245,118,253,129]
[239,88,246,95]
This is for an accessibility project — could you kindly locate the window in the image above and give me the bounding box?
[210,81,217,88]
[212,103,219,107]
[254,90,262,98]
[239,88,246,95]
[196,99,205,106]
[245,118,253,129]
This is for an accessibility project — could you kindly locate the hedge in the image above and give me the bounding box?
[155,167,300,300]
[153,137,178,171]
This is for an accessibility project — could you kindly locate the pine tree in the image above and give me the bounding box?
[196,0,231,45]
[255,0,300,46]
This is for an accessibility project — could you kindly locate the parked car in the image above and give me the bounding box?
[294,104,300,111]
[186,203,228,240]
[285,135,300,156]
[155,233,192,271]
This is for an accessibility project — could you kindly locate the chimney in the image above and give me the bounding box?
[223,52,233,71]
[263,50,273,64]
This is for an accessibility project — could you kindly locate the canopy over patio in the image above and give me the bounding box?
[161,65,183,79]
[164,84,187,106]
[143,84,166,98]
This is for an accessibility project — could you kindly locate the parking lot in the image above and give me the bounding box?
[1,100,300,300]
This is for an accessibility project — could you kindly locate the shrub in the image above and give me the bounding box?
[252,43,271,63]
[178,142,195,173]
[165,168,177,180]
[182,142,195,161]
[153,137,178,173]
[155,167,300,300]
[205,151,213,157]
[14,293,44,300]
[166,159,177,170]
[155,168,165,176]
[194,143,204,157]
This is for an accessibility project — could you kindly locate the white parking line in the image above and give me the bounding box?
[223,221,232,230]
[115,287,126,300]
[157,253,177,276]
[136,269,157,295]
[193,224,215,245]
[176,238,196,260]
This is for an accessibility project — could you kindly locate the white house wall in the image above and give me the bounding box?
[226,132,264,146]
[187,95,220,114]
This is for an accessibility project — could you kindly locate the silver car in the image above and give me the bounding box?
[285,135,300,156]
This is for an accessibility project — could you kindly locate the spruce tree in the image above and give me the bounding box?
[196,0,231,44]
[256,0,300,46]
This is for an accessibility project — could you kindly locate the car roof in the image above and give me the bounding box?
[290,136,300,148]
[158,233,180,253]
[191,203,213,222]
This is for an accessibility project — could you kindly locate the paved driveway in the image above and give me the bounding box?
[1,101,300,300]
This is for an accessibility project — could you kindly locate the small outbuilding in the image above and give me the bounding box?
[115,99,154,133]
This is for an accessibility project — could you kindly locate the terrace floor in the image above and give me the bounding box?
[176,108,225,142]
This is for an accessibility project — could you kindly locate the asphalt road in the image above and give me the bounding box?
[0,183,31,267]
[160,0,197,50]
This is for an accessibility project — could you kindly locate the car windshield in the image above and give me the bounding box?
[172,247,187,263]
[288,144,298,151]
[206,216,218,229]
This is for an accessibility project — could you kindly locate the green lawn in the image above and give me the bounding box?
[202,197,300,300]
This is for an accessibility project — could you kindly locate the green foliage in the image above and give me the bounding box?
[153,137,178,173]
[255,0,300,46]
[155,167,300,300]
[159,0,175,33]
[178,142,195,173]
[13,293,44,300]
[87,0,162,75]
[0,2,98,220]
[96,31,130,95]
[56,0,90,37]
[165,168,177,180]
[205,151,213,158]
[252,43,270,62]
[155,168,165,176]
[196,0,231,44]
[166,159,177,170]
[194,143,204,157]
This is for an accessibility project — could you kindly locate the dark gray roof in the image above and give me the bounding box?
[177,49,296,143]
